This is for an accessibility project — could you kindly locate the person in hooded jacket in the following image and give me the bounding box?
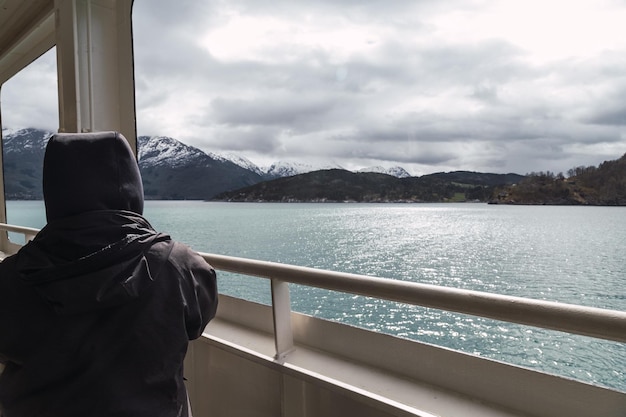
[0,132,218,417]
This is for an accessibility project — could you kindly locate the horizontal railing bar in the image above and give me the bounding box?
[1,223,624,344]
[199,252,626,344]
[0,223,40,235]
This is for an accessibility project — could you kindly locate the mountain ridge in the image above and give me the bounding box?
[212,168,524,203]
[0,127,535,203]
[1,128,417,200]
[8,127,623,205]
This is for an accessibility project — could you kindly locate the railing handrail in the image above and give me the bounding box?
[199,252,626,344]
[1,223,624,344]
[0,223,39,257]
[0,223,40,235]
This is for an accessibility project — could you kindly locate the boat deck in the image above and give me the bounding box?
[186,295,626,417]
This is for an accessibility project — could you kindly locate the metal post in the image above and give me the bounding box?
[271,279,295,360]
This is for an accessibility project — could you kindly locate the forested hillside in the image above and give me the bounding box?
[491,153,626,205]
[212,169,523,202]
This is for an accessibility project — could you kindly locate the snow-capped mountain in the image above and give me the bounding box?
[1,127,18,139]
[1,128,54,199]
[386,166,411,178]
[138,135,208,168]
[357,166,411,178]
[2,127,413,199]
[210,152,266,177]
[263,161,344,179]
[2,127,53,154]
[2,129,263,199]
[211,156,351,180]
[136,136,263,199]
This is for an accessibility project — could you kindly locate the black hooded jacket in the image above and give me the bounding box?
[0,132,218,417]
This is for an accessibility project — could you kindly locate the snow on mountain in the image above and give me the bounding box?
[1,127,18,138]
[2,128,53,153]
[184,150,412,180]
[4,128,412,180]
[264,160,344,178]
[138,135,209,167]
[386,166,411,178]
[358,165,411,178]
[210,152,265,176]
[357,166,389,175]
[265,161,314,178]
[211,155,354,179]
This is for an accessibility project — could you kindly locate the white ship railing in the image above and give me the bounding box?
[199,252,626,358]
[0,223,39,260]
[0,223,39,241]
[3,222,625,352]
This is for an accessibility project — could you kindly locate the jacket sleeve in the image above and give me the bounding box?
[168,243,218,340]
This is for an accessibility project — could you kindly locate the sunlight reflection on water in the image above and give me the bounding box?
[7,201,626,392]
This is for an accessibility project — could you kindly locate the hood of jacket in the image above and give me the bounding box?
[43,131,144,222]
[17,132,168,314]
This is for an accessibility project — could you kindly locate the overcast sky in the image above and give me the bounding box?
[3,0,626,175]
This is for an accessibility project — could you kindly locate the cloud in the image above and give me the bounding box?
[211,96,334,126]
[1,49,58,131]
[583,81,626,126]
[588,108,626,126]
[3,0,626,176]
[129,0,626,176]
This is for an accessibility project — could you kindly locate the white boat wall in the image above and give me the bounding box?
[1,2,625,416]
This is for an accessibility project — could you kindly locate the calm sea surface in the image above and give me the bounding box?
[6,200,626,392]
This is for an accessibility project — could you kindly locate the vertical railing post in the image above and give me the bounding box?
[271,279,294,360]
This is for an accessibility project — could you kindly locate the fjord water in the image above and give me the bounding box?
[6,201,626,392]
